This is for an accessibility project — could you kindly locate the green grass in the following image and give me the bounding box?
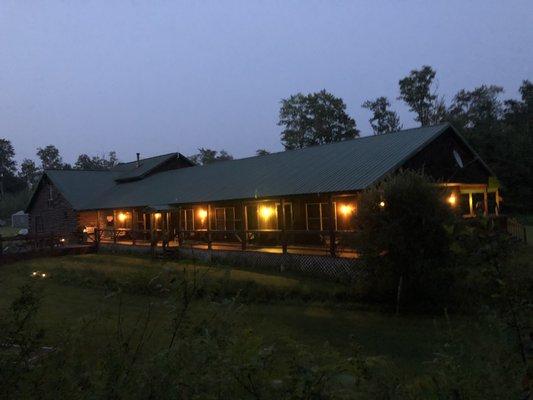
[0,254,504,377]
[0,226,20,236]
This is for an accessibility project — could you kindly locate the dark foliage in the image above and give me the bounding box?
[279,89,359,149]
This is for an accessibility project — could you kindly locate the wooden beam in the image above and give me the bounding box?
[281,198,287,254]
[328,195,336,257]
[241,202,247,251]
[207,204,212,250]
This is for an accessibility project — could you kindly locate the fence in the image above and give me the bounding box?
[0,233,95,264]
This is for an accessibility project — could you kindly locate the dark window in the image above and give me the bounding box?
[35,216,44,233]
[306,203,332,231]
[214,207,236,231]
[47,186,54,207]
[459,193,470,215]
[276,203,293,229]
[246,205,258,230]
[180,209,194,231]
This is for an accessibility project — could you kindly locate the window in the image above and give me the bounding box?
[306,203,333,231]
[179,209,194,231]
[47,186,55,207]
[35,216,44,233]
[214,207,236,231]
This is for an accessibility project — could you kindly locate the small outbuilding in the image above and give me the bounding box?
[11,210,29,229]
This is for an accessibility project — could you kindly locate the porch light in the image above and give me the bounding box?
[339,204,355,217]
[379,201,385,208]
[198,208,208,221]
[448,193,457,206]
[118,212,127,222]
[154,213,162,220]
[259,206,274,220]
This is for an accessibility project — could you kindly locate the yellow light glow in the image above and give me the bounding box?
[31,271,38,277]
[198,209,208,220]
[379,201,386,208]
[154,213,162,220]
[339,204,355,217]
[259,206,274,220]
[41,273,47,278]
[59,238,66,243]
[118,212,127,222]
[448,193,457,206]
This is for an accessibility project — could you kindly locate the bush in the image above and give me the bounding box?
[355,170,456,309]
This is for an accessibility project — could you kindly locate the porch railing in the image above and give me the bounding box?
[507,217,528,244]
[92,227,359,258]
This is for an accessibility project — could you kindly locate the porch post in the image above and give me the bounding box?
[207,204,212,250]
[177,207,182,245]
[495,189,500,216]
[483,188,488,216]
[328,194,336,257]
[241,201,247,251]
[131,208,137,246]
[280,198,287,254]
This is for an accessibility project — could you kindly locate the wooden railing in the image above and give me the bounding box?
[92,227,359,257]
[0,232,92,262]
[507,217,528,244]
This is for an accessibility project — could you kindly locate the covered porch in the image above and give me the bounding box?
[80,182,500,259]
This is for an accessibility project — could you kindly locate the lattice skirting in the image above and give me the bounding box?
[177,247,364,282]
[97,243,365,282]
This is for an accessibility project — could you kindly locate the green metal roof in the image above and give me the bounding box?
[29,123,483,212]
[78,123,454,210]
[43,170,122,210]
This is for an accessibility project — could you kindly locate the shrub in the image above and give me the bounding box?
[355,170,456,309]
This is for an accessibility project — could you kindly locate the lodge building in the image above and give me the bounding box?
[25,123,500,258]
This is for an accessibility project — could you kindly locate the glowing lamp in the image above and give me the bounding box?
[106,215,114,222]
[339,204,355,217]
[154,213,162,220]
[198,209,208,220]
[379,201,386,208]
[41,273,47,278]
[31,271,38,277]
[259,206,274,220]
[118,212,127,222]
[59,238,66,243]
[448,193,457,206]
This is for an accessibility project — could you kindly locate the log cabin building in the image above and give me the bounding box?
[25,123,500,258]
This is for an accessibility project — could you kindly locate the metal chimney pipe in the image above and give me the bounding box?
[136,153,140,167]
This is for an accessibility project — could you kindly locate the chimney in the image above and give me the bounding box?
[136,153,140,167]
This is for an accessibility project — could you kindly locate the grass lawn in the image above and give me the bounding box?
[0,253,513,378]
[0,226,21,236]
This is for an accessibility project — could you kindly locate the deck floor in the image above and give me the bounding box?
[99,239,358,258]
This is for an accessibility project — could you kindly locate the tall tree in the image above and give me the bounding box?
[189,148,234,165]
[19,159,39,190]
[37,145,64,170]
[74,151,119,170]
[0,139,17,198]
[279,90,359,149]
[398,66,446,126]
[362,96,402,135]
[448,85,504,132]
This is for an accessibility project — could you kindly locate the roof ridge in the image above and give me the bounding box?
[115,152,178,166]
[187,123,451,170]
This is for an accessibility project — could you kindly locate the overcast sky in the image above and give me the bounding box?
[1,1,532,165]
